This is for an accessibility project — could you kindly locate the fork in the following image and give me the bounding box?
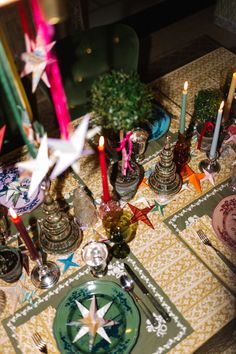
[32,332,48,353]
[196,229,236,275]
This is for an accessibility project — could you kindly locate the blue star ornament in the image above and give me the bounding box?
[57,253,79,273]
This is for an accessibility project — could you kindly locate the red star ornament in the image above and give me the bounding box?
[180,164,205,193]
[127,203,155,229]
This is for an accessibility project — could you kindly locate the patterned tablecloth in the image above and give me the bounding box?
[1,47,236,354]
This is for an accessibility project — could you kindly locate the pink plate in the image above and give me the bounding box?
[212,195,236,252]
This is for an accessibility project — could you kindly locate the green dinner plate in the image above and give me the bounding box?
[53,280,140,354]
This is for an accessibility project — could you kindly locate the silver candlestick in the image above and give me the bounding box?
[31,257,60,289]
[199,152,221,173]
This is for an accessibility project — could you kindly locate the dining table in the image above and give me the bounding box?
[0,46,236,354]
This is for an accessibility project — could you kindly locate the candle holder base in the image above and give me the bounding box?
[199,153,221,174]
[31,260,60,289]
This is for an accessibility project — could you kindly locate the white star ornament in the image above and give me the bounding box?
[48,114,90,179]
[16,134,52,197]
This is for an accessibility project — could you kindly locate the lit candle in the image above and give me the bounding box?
[224,72,236,122]
[179,81,188,134]
[9,208,39,261]
[209,101,224,159]
[98,136,111,203]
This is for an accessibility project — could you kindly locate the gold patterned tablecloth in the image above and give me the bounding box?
[1,47,236,354]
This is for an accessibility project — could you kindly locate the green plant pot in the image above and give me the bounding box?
[0,247,22,283]
[109,161,142,201]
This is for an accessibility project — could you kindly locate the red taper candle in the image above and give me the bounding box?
[98,136,111,203]
[9,208,39,261]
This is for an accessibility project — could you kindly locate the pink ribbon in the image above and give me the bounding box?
[29,0,70,139]
[116,131,133,175]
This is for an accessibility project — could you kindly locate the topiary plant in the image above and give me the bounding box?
[193,89,224,125]
[90,70,153,132]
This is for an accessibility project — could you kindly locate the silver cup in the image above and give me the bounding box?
[81,241,108,277]
[131,128,149,162]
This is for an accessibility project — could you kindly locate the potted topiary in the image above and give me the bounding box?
[193,89,224,151]
[91,70,153,200]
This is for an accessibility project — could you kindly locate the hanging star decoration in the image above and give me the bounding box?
[48,114,90,179]
[21,28,55,92]
[16,134,53,197]
[0,125,6,152]
[180,164,205,193]
[151,200,166,216]
[57,253,79,273]
[67,295,117,350]
[127,203,155,229]
[201,168,216,186]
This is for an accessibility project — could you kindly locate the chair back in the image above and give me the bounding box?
[56,23,139,119]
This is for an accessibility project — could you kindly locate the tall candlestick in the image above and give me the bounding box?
[98,136,111,203]
[9,208,39,261]
[209,101,224,159]
[224,72,236,122]
[179,81,188,134]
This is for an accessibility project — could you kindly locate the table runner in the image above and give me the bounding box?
[2,254,192,354]
[1,48,236,353]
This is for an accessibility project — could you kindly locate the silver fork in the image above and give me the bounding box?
[32,332,48,353]
[196,229,236,275]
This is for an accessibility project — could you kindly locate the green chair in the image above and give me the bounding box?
[55,23,139,120]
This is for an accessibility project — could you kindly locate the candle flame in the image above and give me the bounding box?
[220,101,224,110]
[184,81,188,91]
[9,207,18,219]
[99,136,105,148]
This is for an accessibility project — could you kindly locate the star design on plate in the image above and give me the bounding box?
[16,134,53,197]
[151,200,166,216]
[67,295,117,350]
[57,253,79,273]
[127,203,155,229]
[48,114,90,179]
[181,164,205,193]
[21,29,55,92]
[201,168,216,186]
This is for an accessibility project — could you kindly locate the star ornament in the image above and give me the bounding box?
[128,203,155,229]
[57,253,79,273]
[67,295,117,350]
[181,164,205,193]
[48,114,90,179]
[21,29,55,92]
[201,168,216,186]
[16,134,53,197]
[151,200,166,216]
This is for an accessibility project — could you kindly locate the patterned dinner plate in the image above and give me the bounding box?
[142,103,171,142]
[212,195,236,252]
[0,166,44,215]
[53,280,140,354]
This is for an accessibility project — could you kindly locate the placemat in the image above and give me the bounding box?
[2,253,193,354]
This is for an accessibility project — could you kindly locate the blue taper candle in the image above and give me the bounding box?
[209,101,224,159]
[179,81,188,134]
